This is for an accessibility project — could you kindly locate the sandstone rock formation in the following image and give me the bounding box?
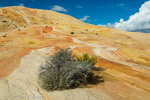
[0,6,150,100]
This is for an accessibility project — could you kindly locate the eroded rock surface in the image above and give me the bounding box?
[0,6,150,100]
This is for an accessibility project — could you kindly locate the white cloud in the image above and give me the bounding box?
[97,24,107,27]
[51,5,68,13]
[98,1,150,33]
[79,16,90,22]
[97,23,115,27]
[119,18,124,23]
[76,6,82,8]
[18,3,25,7]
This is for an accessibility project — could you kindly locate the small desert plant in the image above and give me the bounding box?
[3,34,7,37]
[38,48,98,91]
[28,41,36,44]
[77,53,97,66]
[3,20,7,22]
[77,53,99,71]
[70,32,74,34]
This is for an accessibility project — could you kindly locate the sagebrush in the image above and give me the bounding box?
[38,48,98,91]
[70,32,74,34]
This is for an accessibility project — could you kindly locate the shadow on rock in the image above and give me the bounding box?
[87,67,106,85]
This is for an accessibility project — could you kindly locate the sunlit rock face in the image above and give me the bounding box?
[0,6,150,100]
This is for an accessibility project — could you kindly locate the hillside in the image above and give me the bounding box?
[0,6,150,100]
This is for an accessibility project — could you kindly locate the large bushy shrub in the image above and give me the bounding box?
[38,48,98,91]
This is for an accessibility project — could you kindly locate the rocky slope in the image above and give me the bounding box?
[0,6,150,100]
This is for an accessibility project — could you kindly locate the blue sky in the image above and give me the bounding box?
[0,0,150,33]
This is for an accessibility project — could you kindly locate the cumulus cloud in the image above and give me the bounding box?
[119,18,124,23]
[98,1,150,33]
[79,16,90,22]
[51,5,68,13]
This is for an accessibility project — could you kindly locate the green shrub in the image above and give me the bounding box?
[28,41,36,44]
[38,48,98,91]
[70,32,74,34]
[3,34,7,37]
[77,53,97,65]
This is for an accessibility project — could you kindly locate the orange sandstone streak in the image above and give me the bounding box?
[74,47,94,55]
[0,48,30,78]
[43,27,53,33]
[111,49,132,63]
[96,58,150,83]
[95,82,150,100]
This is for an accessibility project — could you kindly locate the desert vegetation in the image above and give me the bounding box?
[70,32,74,34]
[38,48,100,91]
[3,34,7,37]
